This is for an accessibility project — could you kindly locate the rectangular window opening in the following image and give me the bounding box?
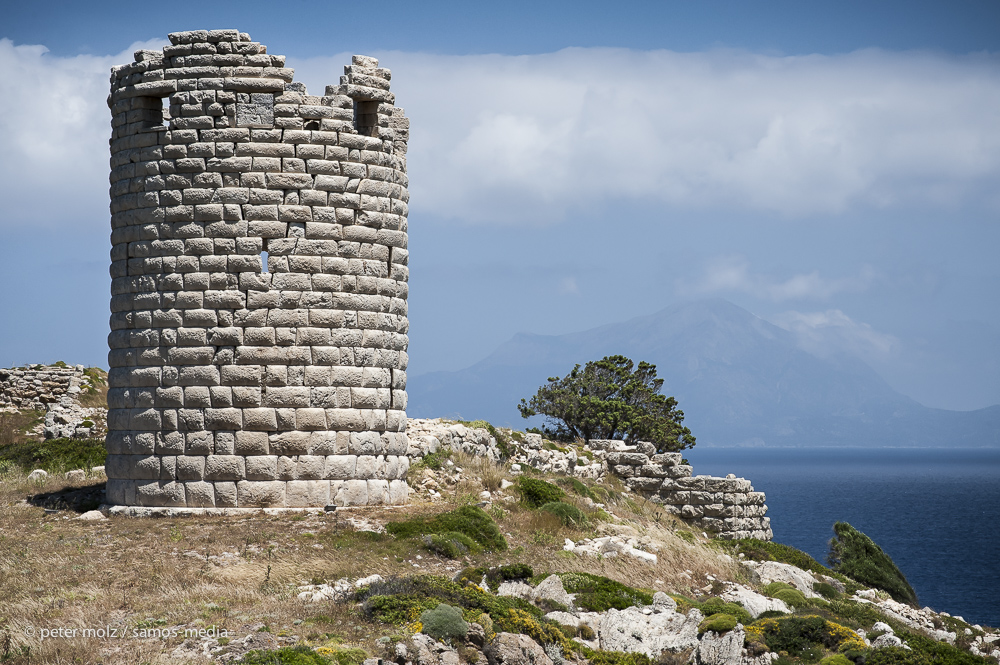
[260,251,269,273]
[353,100,379,137]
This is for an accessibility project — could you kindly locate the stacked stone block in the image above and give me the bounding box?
[105,30,411,509]
[0,364,90,411]
[595,441,772,540]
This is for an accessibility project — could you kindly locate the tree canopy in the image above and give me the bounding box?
[517,354,696,452]
[828,521,918,606]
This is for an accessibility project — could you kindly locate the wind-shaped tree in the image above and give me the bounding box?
[518,354,696,452]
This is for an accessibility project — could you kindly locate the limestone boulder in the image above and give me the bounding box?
[692,626,745,665]
[488,633,554,665]
[599,605,703,657]
[532,574,575,609]
[745,561,821,598]
[721,583,790,618]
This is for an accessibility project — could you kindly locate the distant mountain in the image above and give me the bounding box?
[408,299,1000,447]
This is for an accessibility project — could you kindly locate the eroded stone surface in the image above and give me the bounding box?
[106,31,411,507]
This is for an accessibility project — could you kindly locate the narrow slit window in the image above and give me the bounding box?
[161,96,170,126]
[260,251,269,273]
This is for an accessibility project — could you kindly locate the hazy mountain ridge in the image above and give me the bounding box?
[408,299,1000,447]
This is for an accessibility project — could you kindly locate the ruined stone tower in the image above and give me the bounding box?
[105,30,410,509]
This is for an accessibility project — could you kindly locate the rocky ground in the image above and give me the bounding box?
[0,412,996,665]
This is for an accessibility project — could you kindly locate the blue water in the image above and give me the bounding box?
[684,447,1000,628]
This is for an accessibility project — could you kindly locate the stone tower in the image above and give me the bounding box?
[105,30,410,509]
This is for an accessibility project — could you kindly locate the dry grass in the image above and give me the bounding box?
[0,409,43,448]
[0,454,749,664]
[77,368,109,409]
[450,450,509,494]
[0,474,463,664]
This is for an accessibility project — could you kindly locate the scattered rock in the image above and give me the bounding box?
[532,575,575,609]
[563,535,658,564]
[296,574,383,603]
[497,580,534,601]
[76,510,106,521]
[600,604,703,657]
[27,469,47,482]
[721,583,790,618]
[652,591,677,612]
[871,633,905,649]
[744,561,821,598]
[692,625,745,665]
[64,469,86,482]
[488,632,554,665]
[852,590,957,644]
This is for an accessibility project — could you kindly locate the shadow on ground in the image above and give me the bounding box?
[27,482,105,512]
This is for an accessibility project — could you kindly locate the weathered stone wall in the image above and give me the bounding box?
[591,440,773,540]
[106,30,410,509]
[0,364,89,411]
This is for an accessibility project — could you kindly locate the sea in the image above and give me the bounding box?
[684,447,1000,628]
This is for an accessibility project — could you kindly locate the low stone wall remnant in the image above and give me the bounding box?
[590,439,772,540]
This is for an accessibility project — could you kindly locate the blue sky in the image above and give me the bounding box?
[1,1,998,411]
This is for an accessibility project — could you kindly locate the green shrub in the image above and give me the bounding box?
[422,531,480,558]
[484,564,533,591]
[0,437,106,472]
[584,651,652,665]
[865,632,989,665]
[321,648,367,665]
[813,582,840,600]
[828,522,918,606]
[772,588,808,609]
[386,506,507,552]
[239,646,332,664]
[456,564,534,591]
[819,656,852,665]
[359,575,541,628]
[756,610,789,620]
[675,530,696,544]
[539,501,588,527]
[700,597,753,626]
[700,613,738,635]
[762,582,795,596]
[420,603,468,642]
[747,616,861,658]
[557,572,653,612]
[420,451,449,471]
[517,478,565,508]
[558,477,596,500]
[826,599,891,629]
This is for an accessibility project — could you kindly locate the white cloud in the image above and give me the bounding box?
[770,309,899,362]
[294,47,1000,222]
[0,37,165,228]
[679,255,875,301]
[1,41,997,229]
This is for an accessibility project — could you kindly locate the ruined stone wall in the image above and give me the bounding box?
[0,364,89,411]
[106,30,410,509]
[591,440,773,540]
